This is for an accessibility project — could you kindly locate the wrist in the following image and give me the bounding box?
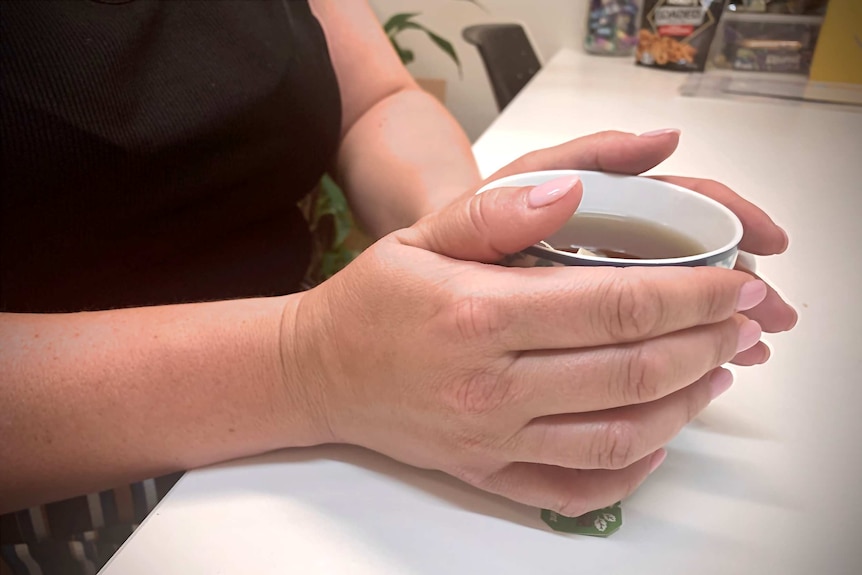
[273,291,339,447]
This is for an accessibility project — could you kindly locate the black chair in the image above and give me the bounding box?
[462,24,541,111]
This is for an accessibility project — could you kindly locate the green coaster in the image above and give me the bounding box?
[541,502,622,537]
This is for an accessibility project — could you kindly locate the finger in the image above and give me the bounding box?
[455,265,766,351]
[507,368,730,470]
[737,276,798,333]
[733,262,797,332]
[397,175,583,263]
[730,341,771,366]
[477,449,665,517]
[651,176,788,256]
[486,130,680,182]
[504,316,755,415]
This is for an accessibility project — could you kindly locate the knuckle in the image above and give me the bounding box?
[618,344,663,404]
[451,294,504,342]
[450,429,495,460]
[555,491,589,518]
[466,193,493,239]
[465,193,508,260]
[699,272,731,322]
[466,189,515,260]
[446,368,513,416]
[592,420,638,470]
[598,274,662,341]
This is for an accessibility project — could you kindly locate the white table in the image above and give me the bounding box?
[101,49,862,575]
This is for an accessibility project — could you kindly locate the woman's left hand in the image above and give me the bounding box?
[483,129,798,367]
[649,174,796,365]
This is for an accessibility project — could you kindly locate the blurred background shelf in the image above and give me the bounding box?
[680,69,862,108]
[722,11,825,25]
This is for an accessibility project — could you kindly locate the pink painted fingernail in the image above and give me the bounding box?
[779,227,790,252]
[736,320,762,354]
[786,307,799,330]
[709,368,734,400]
[736,280,767,311]
[639,128,681,138]
[648,448,667,474]
[756,343,772,364]
[527,175,580,208]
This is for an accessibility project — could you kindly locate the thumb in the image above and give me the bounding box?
[397,175,582,263]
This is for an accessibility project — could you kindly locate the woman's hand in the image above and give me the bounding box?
[486,129,798,365]
[649,174,795,365]
[288,174,768,517]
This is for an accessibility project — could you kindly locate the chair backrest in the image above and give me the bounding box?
[462,24,541,111]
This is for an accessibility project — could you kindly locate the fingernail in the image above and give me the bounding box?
[786,307,799,331]
[736,320,762,354]
[757,343,772,364]
[709,368,734,400]
[736,280,767,311]
[639,128,681,138]
[779,227,790,252]
[527,175,580,208]
[648,448,667,474]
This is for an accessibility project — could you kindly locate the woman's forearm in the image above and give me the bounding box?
[336,87,482,237]
[0,294,325,513]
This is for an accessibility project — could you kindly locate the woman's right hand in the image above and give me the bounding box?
[287,175,766,517]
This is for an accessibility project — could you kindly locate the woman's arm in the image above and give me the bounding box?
[310,0,482,237]
[0,295,328,513]
[0,130,796,518]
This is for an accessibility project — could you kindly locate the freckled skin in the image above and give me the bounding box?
[0,1,796,514]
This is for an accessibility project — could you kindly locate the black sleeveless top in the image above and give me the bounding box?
[0,0,342,312]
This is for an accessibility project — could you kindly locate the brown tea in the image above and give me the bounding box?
[549,213,705,259]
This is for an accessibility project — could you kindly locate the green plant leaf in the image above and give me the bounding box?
[397,21,461,75]
[389,37,414,65]
[383,12,421,35]
[422,28,461,75]
[315,174,354,246]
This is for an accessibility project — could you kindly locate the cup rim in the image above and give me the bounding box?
[476,169,744,266]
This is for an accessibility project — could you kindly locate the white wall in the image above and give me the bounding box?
[368,0,590,141]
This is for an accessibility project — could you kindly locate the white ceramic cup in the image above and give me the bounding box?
[476,170,749,269]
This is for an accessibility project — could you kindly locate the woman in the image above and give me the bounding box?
[0,0,796,572]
